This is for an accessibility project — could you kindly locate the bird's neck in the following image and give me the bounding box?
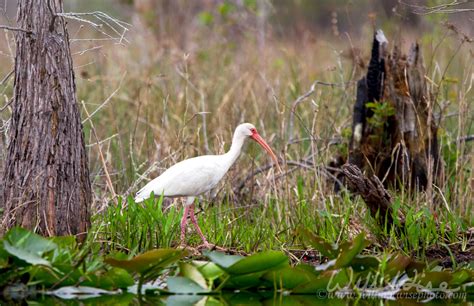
[222,134,245,169]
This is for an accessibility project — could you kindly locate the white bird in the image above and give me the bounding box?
[135,123,280,247]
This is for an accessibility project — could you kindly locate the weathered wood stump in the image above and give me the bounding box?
[348,30,443,191]
[342,164,405,229]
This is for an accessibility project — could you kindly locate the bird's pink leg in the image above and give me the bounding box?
[189,204,210,247]
[180,205,191,243]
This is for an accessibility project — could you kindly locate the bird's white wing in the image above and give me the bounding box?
[134,155,227,202]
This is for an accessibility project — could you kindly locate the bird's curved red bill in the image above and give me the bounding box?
[251,132,282,173]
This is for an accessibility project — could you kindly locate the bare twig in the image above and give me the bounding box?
[81,73,125,124]
[234,157,345,195]
[81,101,117,200]
[400,0,474,15]
[0,25,34,34]
[86,133,119,147]
[288,80,350,141]
[0,69,13,87]
[55,11,130,44]
[72,45,103,56]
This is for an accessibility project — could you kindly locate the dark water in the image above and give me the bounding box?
[1,293,471,306]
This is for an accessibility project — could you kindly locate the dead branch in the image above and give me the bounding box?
[55,11,130,44]
[400,0,474,15]
[0,25,34,34]
[288,80,351,141]
[342,164,405,228]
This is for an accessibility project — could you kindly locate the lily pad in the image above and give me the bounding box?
[204,251,243,269]
[225,271,268,289]
[349,255,380,272]
[3,241,51,267]
[226,251,288,275]
[179,262,208,290]
[167,276,209,294]
[450,269,471,287]
[263,266,317,289]
[193,261,225,281]
[334,233,369,268]
[105,249,187,274]
[299,228,339,258]
[385,253,412,279]
[418,271,453,288]
[293,269,349,294]
[5,227,57,255]
[3,227,58,267]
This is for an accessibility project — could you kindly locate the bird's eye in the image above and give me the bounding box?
[250,128,257,134]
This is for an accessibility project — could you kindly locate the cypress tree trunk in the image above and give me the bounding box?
[1,0,91,237]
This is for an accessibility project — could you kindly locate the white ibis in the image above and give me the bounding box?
[135,123,280,247]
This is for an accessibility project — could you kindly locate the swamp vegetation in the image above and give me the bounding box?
[0,0,473,304]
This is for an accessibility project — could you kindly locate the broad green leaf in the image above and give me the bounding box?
[263,266,317,289]
[406,259,427,277]
[292,269,349,294]
[226,251,288,275]
[83,268,135,290]
[349,255,380,272]
[204,251,243,269]
[105,249,187,274]
[50,236,76,249]
[334,233,369,268]
[299,228,339,258]
[5,227,57,255]
[179,262,208,290]
[385,253,412,279]
[225,271,268,289]
[29,265,63,286]
[450,270,471,287]
[167,276,208,293]
[193,261,225,281]
[418,271,452,288]
[3,241,51,266]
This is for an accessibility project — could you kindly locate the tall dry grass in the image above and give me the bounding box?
[0,3,472,249]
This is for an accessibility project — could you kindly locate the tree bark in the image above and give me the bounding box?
[348,30,443,191]
[1,0,91,238]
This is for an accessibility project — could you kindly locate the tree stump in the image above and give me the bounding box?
[1,0,92,238]
[348,30,443,191]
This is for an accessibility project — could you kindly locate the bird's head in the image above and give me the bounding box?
[235,123,282,172]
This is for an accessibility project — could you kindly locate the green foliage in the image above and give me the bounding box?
[0,227,134,291]
[1,227,473,303]
[365,101,396,129]
[155,231,473,297]
[198,11,214,26]
[98,195,180,251]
